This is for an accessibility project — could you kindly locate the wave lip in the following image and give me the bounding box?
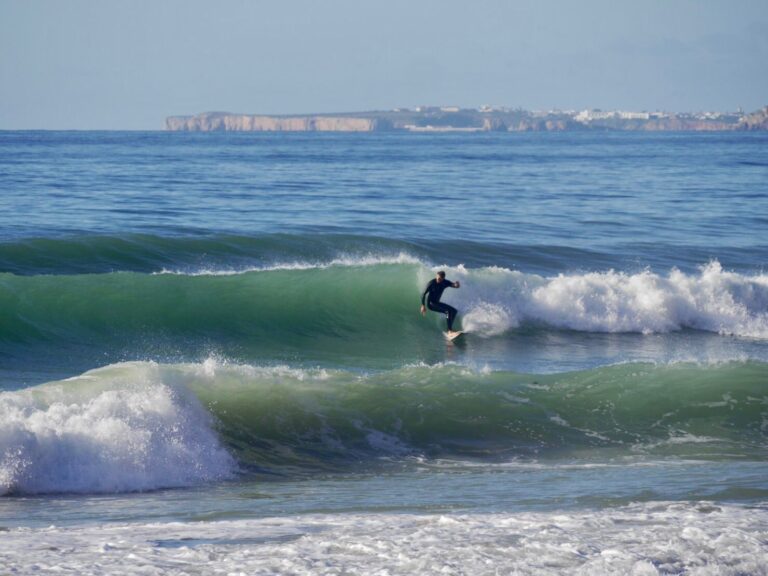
[0,363,235,495]
[0,233,427,276]
[154,251,422,276]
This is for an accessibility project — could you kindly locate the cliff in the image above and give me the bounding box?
[166,107,768,133]
[165,112,380,132]
[738,106,768,131]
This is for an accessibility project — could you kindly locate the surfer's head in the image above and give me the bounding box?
[436,270,446,282]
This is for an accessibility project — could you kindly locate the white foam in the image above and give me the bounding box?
[156,251,422,276]
[193,356,333,382]
[438,261,768,338]
[0,363,235,495]
[1,503,765,575]
[461,301,518,336]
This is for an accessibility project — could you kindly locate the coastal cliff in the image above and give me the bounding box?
[166,112,380,132]
[738,106,768,130]
[167,106,768,133]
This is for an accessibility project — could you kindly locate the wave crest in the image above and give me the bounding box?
[0,363,234,495]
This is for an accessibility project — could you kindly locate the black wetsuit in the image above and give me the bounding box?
[421,278,458,331]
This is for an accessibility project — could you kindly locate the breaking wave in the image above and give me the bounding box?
[2,359,766,494]
[2,260,768,352]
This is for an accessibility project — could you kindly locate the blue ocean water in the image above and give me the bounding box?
[1,131,767,574]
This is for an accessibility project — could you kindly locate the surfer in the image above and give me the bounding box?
[420,270,461,338]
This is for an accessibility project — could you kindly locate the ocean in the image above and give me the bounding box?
[1,130,767,574]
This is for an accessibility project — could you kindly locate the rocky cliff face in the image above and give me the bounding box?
[738,106,768,131]
[507,118,585,132]
[641,118,734,131]
[165,113,379,132]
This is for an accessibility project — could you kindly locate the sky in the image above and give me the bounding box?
[1,0,767,129]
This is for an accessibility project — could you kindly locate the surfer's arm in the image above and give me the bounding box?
[451,280,460,288]
[420,281,432,315]
[420,281,432,306]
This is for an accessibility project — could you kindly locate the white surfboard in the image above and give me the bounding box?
[445,331,465,342]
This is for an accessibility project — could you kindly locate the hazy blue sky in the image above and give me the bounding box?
[1,0,767,129]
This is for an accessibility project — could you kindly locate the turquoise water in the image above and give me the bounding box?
[1,131,767,574]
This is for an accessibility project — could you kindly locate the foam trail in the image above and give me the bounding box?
[0,363,234,495]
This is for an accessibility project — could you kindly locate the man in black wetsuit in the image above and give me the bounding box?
[420,270,461,336]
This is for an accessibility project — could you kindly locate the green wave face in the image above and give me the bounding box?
[56,360,768,470]
[0,263,434,363]
[198,361,768,468]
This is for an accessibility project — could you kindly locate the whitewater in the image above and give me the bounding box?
[1,130,766,574]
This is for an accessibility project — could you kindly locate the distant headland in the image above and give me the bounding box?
[167,105,768,133]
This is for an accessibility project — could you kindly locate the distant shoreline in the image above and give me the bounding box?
[167,105,768,133]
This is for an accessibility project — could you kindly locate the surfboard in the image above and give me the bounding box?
[445,331,464,342]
